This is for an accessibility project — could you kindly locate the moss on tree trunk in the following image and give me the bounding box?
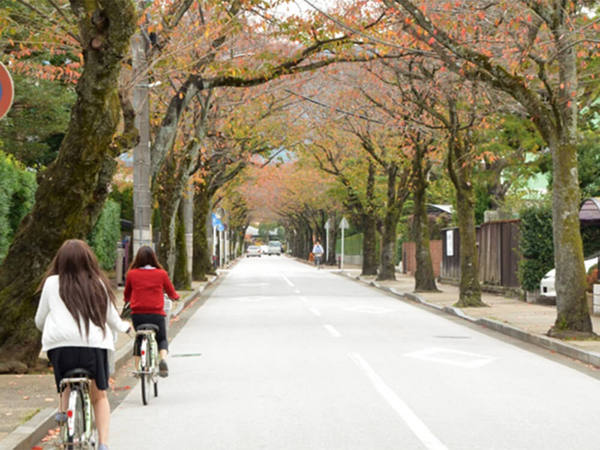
[0,0,137,372]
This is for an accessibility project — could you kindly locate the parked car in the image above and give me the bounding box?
[246,245,261,257]
[267,241,282,256]
[540,256,598,297]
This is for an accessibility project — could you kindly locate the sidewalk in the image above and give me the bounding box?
[0,275,218,450]
[337,265,600,367]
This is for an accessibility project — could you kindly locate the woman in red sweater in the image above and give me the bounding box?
[124,246,179,377]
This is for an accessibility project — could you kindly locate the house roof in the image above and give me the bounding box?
[427,204,453,215]
[580,198,600,223]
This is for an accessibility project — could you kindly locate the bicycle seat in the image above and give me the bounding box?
[137,323,159,333]
[63,368,92,379]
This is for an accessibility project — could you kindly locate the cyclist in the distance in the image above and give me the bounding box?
[124,246,179,377]
[35,239,132,450]
[312,240,324,268]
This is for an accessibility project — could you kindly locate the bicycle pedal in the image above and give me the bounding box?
[54,411,67,424]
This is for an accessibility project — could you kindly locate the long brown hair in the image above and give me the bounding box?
[42,239,116,337]
[129,245,163,270]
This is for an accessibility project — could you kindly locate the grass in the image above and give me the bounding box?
[20,408,40,424]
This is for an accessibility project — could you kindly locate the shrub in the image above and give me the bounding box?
[89,199,121,271]
[518,204,554,292]
[0,150,37,262]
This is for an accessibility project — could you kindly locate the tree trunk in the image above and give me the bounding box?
[548,139,592,336]
[413,154,438,292]
[0,0,137,372]
[362,216,378,276]
[453,184,482,306]
[377,164,404,281]
[547,24,592,336]
[173,204,191,290]
[192,187,212,281]
[361,161,378,276]
[328,214,338,265]
[378,209,399,280]
[155,157,180,277]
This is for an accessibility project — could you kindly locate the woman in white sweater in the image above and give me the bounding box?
[35,239,131,450]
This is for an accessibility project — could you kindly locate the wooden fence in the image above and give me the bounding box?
[401,240,442,277]
[441,220,521,289]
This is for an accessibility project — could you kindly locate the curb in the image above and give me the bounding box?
[336,270,600,370]
[0,275,219,450]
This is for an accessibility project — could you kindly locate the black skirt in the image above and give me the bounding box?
[47,346,109,392]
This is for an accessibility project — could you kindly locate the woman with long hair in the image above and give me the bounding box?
[124,245,179,377]
[35,239,131,450]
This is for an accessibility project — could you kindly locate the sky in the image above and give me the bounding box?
[274,0,337,18]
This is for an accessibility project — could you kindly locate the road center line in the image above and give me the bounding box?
[324,324,342,338]
[281,275,295,287]
[309,307,322,317]
[349,353,448,450]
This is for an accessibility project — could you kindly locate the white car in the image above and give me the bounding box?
[540,256,598,297]
[267,241,282,255]
[246,245,261,257]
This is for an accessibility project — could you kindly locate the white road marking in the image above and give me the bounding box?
[349,353,448,450]
[282,275,295,287]
[309,307,322,317]
[404,347,496,369]
[294,289,301,294]
[299,296,308,303]
[324,324,342,338]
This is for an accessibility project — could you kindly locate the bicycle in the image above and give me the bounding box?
[314,254,323,269]
[55,368,97,449]
[133,323,160,405]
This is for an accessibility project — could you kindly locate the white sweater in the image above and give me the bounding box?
[35,275,130,351]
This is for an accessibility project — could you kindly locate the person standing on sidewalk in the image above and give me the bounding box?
[124,246,179,377]
[312,241,324,268]
[35,239,132,450]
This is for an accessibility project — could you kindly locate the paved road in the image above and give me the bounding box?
[110,257,600,449]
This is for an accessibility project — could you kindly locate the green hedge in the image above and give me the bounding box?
[518,204,554,292]
[0,150,37,262]
[336,233,363,256]
[89,199,121,271]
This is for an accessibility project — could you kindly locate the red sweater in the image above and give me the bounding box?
[124,268,179,316]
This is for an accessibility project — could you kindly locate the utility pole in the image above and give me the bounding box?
[132,1,153,254]
[183,182,194,280]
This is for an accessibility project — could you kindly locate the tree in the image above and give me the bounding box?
[377,0,596,334]
[0,0,138,372]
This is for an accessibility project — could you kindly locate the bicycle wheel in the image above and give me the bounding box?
[154,379,158,397]
[66,387,85,448]
[83,390,97,449]
[140,336,149,405]
[141,372,149,405]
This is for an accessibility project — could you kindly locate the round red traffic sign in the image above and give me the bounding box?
[0,62,15,120]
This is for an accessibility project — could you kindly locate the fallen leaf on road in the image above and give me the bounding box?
[5,412,12,416]
[113,385,131,391]
[44,398,54,402]
[22,395,29,400]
